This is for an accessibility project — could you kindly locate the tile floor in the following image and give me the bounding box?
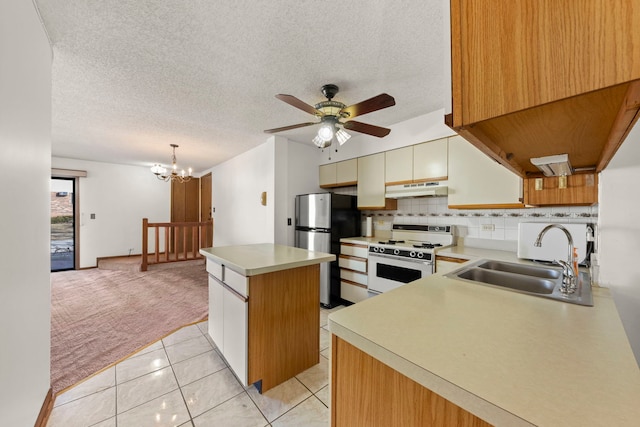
[47,306,344,427]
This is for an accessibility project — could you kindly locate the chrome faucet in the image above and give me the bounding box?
[534,224,577,294]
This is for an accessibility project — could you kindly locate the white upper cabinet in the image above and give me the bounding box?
[358,153,387,209]
[319,158,358,188]
[447,135,523,208]
[413,138,448,182]
[385,146,413,184]
[385,138,448,185]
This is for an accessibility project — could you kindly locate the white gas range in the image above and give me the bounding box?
[367,224,455,295]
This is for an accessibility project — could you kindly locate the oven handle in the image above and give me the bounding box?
[369,253,433,264]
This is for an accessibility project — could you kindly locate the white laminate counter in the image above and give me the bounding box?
[329,273,640,426]
[199,244,335,276]
[339,236,379,245]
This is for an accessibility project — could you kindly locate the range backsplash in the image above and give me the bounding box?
[332,186,598,242]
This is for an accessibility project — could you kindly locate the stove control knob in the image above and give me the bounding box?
[417,252,424,258]
[409,251,416,258]
[393,248,400,255]
[379,247,385,254]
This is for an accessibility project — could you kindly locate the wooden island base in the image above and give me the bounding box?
[331,336,492,427]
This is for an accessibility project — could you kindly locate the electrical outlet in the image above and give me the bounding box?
[481,224,495,232]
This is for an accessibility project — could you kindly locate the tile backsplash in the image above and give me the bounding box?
[332,187,598,242]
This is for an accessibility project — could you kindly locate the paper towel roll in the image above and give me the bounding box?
[365,217,373,237]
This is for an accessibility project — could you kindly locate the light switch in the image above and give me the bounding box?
[90,213,96,219]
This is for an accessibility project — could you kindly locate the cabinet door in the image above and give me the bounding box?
[319,163,337,187]
[208,275,225,352]
[448,135,523,208]
[336,159,358,185]
[413,138,448,182]
[385,146,413,185]
[357,153,387,209]
[223,288,248,386]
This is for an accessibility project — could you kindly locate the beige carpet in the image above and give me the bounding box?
[50,262,208,393]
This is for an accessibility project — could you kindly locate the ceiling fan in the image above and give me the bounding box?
[264,84,396,148]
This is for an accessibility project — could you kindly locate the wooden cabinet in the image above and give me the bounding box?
[385,138,448,185]
[358,153,398,210]
[339,242,369,304]
[448,135,523,209]
[448,0,640,177]
[319,158,358,188]
[331,335,492,426]
[205,259,320,393]
[524,173,598,206]
[435,255,469,274]
[413,138,448,182]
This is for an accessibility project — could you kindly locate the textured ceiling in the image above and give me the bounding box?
[35,0,448,173]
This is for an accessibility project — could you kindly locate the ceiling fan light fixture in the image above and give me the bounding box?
[336,128,351,145]
[317,123,335,142]
[312,134,331,148]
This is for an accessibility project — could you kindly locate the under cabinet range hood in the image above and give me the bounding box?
[385,182,448,198]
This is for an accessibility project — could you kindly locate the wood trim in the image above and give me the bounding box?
[359,198,398,211]
[412,176,449,184]
[319,180,358,189]
[339,254,368,263]
[385,179,415,186]
[436,255,469,264]
[447,203,525,210]
[34,388,54,427]
[449,0,463,128]
[340,242,368,249]
[455,126,525,177]
[597,79,640,171]
[341,278,367,289]
[332,336,492,426]
[247,265,320,393]
[51,168,87,178]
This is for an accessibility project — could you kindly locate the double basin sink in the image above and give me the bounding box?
[446,259,593,306]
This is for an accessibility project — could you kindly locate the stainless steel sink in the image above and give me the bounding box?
[446,259,593,306]
[477,260,562,280]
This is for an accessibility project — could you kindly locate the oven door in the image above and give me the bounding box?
[368,253,433,295]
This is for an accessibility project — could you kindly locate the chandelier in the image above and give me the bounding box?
[151,144,193,183]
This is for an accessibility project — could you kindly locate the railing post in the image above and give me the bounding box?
[141,218,148,272]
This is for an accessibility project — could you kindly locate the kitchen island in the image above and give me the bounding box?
[329,270,640,426]
[199,243,334,393]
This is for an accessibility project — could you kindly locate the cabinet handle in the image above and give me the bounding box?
[209,273,248,302]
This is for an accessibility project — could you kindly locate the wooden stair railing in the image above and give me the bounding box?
[141,218,213,271]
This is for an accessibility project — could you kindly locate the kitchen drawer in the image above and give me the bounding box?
[340,269,367,286]
[206,260,224,281]
[341,280,369,304]
[341,243,369,258]
[224,267,248,297]
[338,255,367,273]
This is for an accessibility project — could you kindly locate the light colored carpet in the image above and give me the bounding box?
[50,262,208,393]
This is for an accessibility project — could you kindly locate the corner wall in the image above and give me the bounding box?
[0,0,52,424]
[51,157,171,268]
[598,123,640,365]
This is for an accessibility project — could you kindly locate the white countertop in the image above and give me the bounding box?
[199,244,335,276]
[329,273,640,426]
[339,236,379,245]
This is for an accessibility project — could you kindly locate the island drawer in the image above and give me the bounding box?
[206,260,224,281]
[224,267,248,297]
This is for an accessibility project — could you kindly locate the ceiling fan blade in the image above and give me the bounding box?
[340,93,396,119]
[275,94,324,116]
[264,122,317,134]
[343,120,391,138]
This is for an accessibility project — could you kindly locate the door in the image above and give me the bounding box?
[200,173,213,246]
[295,193,331,229]
[50,177,76,271]
[171,177,200,251]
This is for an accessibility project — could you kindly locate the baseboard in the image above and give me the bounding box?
[34,387,54,427]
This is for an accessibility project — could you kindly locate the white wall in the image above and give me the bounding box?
[210,140,276,246]
[0,1,52,425]
[51,157,171,268]
[598,123,640,365]
[319,109,456,165]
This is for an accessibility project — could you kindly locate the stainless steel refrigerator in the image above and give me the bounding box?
[295,193,361,308]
